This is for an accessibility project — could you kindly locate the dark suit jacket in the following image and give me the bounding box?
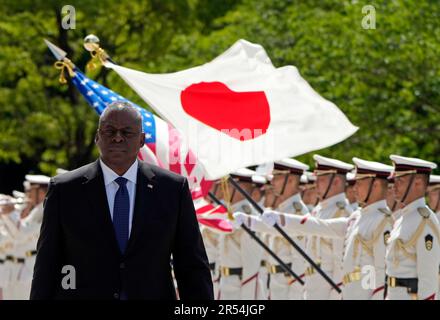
[30,159,213,300]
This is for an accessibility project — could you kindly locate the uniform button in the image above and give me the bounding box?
[113,292,120,299]
[120,262,125,269]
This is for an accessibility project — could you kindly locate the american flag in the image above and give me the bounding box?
[70,68,213,198]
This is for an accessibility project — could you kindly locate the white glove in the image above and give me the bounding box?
[232,211,249,228]
[261,210,281,227]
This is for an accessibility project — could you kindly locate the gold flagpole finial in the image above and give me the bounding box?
[53,58,75,84]
[83,34,109,72]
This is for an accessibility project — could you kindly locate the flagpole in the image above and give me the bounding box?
[227,176,341,293]
[208,192,304,285]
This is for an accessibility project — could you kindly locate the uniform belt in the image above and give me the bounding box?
[209,262,216,271]
[25,250,37,257]
[220,266,243,277]
[305,262,321,276]
[5,255,25,264]
[386,276,418,294]
[343,270,362,285]
[268,263,292,275]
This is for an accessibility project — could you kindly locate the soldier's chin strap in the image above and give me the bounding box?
[401,174,416,204]
[270,172,290,209]
[322,173,336,200]
[362,177,376,205]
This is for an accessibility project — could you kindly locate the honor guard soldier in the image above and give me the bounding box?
[262,155,353,299]
[261,157,395,299]
[346,172,359,212]
[385,155,440,300]
[217,168,265,300]
[13,174,50,299]
[235,158,309,299]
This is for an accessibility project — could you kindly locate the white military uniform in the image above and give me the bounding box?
[385,155,440,300]
[0,213,20,300]
[274,194,308,300]
[304,193,352,299]
[385,198,440,300]
[218,199,264,299]
[267,157,396,300]
[12,203,43,299]
[244,194,308,300]
[273,199,392,299]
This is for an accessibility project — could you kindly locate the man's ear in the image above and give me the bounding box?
[94,130,99,144]
[139,132,145,148]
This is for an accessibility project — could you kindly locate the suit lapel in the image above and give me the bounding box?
[83,160,121,257]
[125,161,157,256]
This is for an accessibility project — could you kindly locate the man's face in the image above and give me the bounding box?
[427,189,440,210]
[316,174,331,199]
[393,174,411,201]
[346,185,356,203]
[95,110,145,168]
[354,178,371,203]
[386,184,396,207]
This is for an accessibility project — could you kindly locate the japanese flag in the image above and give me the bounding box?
[105,39,358,179]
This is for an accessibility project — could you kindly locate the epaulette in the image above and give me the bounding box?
[336,201,346,210]
[293,202,303,214]
[417,207,431,219]
[378,208,392,217]
[241,204,252,215]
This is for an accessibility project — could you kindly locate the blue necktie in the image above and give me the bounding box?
[113,177,130,254]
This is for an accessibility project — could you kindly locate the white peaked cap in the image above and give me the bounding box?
[429,174,440,185]
[300,174,308,184]
[390,155,436,177]
[390,155,437,170]
[275,158,309,172]
[25,174,50,185]
[313,154,354,174]
[305,171,316,182]
[353,157,393,179]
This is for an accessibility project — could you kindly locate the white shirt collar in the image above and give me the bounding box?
[99,158,138,186]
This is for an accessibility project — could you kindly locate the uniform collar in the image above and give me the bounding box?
[361,199,387,215]
[99,158,138,186]
[277,193,302,212]
[320,192,346,210]
[401,197,426,216]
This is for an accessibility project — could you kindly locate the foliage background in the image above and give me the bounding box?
[0,0,439,193]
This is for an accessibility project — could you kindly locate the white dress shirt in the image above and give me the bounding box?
[99,159,138,236]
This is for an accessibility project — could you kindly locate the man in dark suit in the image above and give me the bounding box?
[30,101,213,300]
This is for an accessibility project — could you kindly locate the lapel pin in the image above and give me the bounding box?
[147,184,154,189]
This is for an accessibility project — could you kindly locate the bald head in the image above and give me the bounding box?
[99,101,143,132]
[95,101,145,176]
